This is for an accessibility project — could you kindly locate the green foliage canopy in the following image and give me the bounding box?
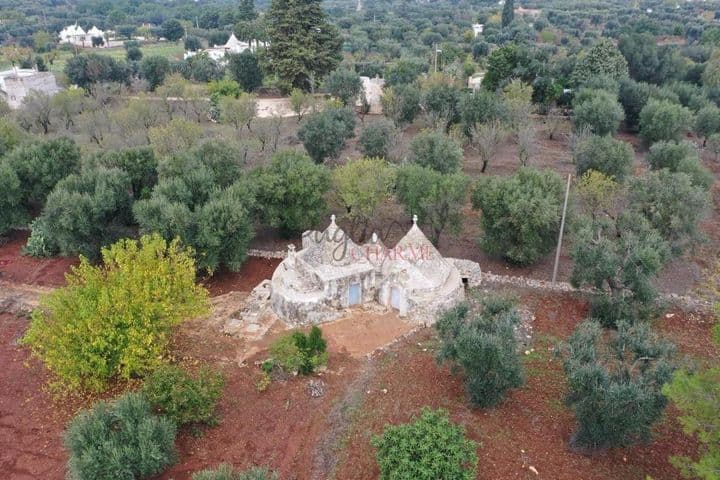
[23,235,210,391]
[436,297,523,408]
[472,167,564,265]
[372,408,478,480]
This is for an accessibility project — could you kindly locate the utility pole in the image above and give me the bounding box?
[552,174,572,285]
[433,43,437,73]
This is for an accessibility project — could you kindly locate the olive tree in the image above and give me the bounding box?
[573,89,624,136]
[409,129,463,174]
[298,106,356,163]
[358,119,395,158]
[381,84,421,127]
[629,170,709,254]
[332,157,395,241]
[25,168,134,259]
[469,121,507,173]
[571,211,669,324]
[0,162,25,236]
[645,141,712,189]
[574,134,634,182]
[472,168,565,265]
[219,93,257,132]
[251,150,331,236]
[639,99,692,146]
[4,136,81,208]
[694,103,720,146]
[561,320,676,452]
[395,164,470,246]
[323,68,363,106]
[436,297,523,408]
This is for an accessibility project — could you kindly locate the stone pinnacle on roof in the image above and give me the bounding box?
[412,214,418,226]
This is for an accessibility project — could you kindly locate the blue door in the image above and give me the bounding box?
[348,282,362,306]
[390,287,401,310]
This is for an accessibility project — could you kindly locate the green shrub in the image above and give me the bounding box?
[436,297,523,408]
[574,134,634,182]
[639,98,692,145]
[192,465,278,480]
[359,119,395,158]
[298,105,356,163]
[472,167,564,265]
[561,320,676,451]
[65,392,177,480]
[372,408,478,480]
[409,129,463,174]
[269,326,328,375]
[251,150,330,237]
[573,89,624,135]
[26,167,134,260]
[23,235,209,391]
[143,365,225,427]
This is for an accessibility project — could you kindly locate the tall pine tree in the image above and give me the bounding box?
[238,0,257,21]
[502,0,514,28]
[265,0,342,92]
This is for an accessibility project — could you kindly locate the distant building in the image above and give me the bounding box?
[59,24,105,47]
[472,23,484,37]
[184,33,263,65]
[0,69,61,109]
[514,7,542,18]
[358,76,384,114]
[468,72,485,91]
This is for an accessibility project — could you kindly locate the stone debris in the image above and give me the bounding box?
[0,281,50,314]
[307,379,326,398]
[222,280,275,339]
[514,307,535,349]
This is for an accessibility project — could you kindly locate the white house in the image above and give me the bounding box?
[358,76,384,114]
[472,23,484,37]
[270,215,466,326]
[58,24,105,47]
[0,68,60,109]
[184,33,263,65]
[468,72,485,91]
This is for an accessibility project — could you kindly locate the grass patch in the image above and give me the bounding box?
[0,42,185,77]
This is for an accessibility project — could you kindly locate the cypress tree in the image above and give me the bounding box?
[502,0,514,28]
[265,0,342,92]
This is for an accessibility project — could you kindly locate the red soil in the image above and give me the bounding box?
[0,231,76,287]
[332,291,719,480]
[203,257,282,297]
[0,289,717,480]
[0,313,67,480]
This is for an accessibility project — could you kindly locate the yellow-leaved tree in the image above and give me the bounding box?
[24,234,209,391]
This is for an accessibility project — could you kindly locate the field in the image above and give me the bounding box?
[1,248,717,479]
[1,102,719,478]
[0,42,185,79]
